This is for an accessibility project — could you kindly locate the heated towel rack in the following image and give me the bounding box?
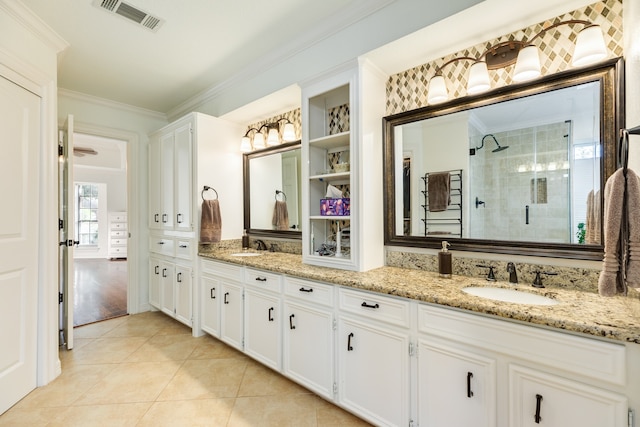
[421,169,462,237]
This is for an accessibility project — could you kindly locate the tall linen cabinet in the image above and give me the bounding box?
[148,112,243,335]
[301,59,386,272]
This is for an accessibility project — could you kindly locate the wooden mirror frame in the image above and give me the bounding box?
[383,58,624,260]
[243,140,302,239]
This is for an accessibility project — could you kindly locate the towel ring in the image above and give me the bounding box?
[275,190,287,202]
[202,186,218,201]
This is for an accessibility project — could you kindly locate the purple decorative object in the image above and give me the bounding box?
[320,198,350,216]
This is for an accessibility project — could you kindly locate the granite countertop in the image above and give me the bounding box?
[199,247,640,344]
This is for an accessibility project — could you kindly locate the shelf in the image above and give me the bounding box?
[309,171,350,181]
[310,215,350,220]
[309,131,350,149]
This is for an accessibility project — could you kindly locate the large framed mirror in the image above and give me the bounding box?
[383,58,623,260]
[243,140,302,238]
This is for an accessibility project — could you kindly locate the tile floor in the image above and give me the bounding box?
[0,312,371,426]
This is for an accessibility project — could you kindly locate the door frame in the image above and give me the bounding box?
[67,122,141,318]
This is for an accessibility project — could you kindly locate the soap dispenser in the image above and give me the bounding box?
[438,241,452,278]
[242,229,249,250]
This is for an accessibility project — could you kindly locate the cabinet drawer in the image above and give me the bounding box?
[284,276,334,307]
[175,240,193,260]
[200,259,242,282]
[110,238,127,247]
[419,304,626,386]
[110,247,127,256]
[110,214,127,222]
[245,268,281,293]
[149,236,174,256]
[111,230,127,238]
[110,222,127,231]
[339,288,411,329]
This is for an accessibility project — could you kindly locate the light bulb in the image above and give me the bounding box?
[253,132,265,149]
[282,122,296,141]
[467,62,490,95]
[572,25,607,67]
[427,75,448,104]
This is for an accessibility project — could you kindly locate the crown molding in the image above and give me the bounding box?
[0,0,69,53]
[58,88,167,120]
[167,0,395,119]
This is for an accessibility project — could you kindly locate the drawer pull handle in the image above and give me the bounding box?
[347,333,354,351]
[179,244,188,248]
[154,266,159,275]
[154,214,159,223]
[361,302,380,309]
[535,394,543,424]
[224,292,229,304]
[210,287,216,299]
[158,241,165,245]
[162,268,167,278]
[162,213,168,223]
[177,272,182,283]
[255,277,267,282]
[467,372,474,398]
[268,307,274,322]
[177,213,183,223]
[289,314,295,329]
[299,287,313,293]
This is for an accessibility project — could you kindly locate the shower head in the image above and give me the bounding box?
[476,134,509,153]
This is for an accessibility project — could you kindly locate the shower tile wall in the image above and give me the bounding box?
[469,123,570,242]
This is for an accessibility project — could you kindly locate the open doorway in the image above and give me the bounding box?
[72,133,128,326]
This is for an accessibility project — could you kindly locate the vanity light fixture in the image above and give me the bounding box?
[426,19,608,105]
[240,118,297,152]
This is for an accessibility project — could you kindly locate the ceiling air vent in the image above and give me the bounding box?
[93,0,164,32]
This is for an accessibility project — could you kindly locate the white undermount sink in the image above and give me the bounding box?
[230,252,262,257]
[462,286,559,306]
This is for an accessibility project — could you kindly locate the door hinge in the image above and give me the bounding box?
[409,420,415,427]
[333,382,338,395]
[59,292,63,304]
[58,144,64,156]
[59,218,64,230]
[332,318,337,330]
[629,409,634,427]
[409,342,415,357]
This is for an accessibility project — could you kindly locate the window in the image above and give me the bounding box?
[76,183,99,246]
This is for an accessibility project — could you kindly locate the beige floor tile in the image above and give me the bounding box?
[13,364,117,409]
[237,360,312,397]
[316,398,373,426]
[73,316,128,339]
[156,358,248,401]
[74,361,181,405]
[189,335,248,361]
[48,402,151,427]
[227,394,321,427]
[124,334,198,362]
[0,407,68,426]
[66,336,149,364]
[137,399,235,427]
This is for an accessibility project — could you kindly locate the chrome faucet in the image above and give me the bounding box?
[507,262,518,284]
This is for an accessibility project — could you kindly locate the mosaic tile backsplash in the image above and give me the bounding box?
[386,0,623,115]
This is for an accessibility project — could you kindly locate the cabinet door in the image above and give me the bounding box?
[220,281,243,351]
[201,275,220,337]
[244,289,281,370]
[338,316,410,427]
[509,365,627,427]
[160,262,175,318]
[418,339,496,427]
[148,138,162,229]
[149,257,161,309]
[173,123,192,231]
[175,265,192,327]
[283,300,334,399]
[160,132,174,229]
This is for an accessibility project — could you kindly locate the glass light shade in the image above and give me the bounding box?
[282,122,296,141]
[427,75,448,104]
[513,45,542,82]
[572,25,607,67]
[467,61,490,95]
[240,136,252,152]
[267,127,279,146]
[253,132,265,149]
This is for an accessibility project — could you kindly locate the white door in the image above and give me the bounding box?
[244,289,281,370]
[59,115,75,350]
[0,76,40,414]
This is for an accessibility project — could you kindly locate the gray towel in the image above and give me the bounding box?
[200,199,221,243]
[626,169,640,289]
[272,200,289,231]
[428,172,451,212]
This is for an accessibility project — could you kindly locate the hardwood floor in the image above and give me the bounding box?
[73,258,127,327]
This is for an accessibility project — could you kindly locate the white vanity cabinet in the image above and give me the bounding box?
[243,268,282,370]
[417,338,496,427]
[148,256,162,309]
[158,262,192,327]
[337,288,411,427]
[282,276,335,400]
